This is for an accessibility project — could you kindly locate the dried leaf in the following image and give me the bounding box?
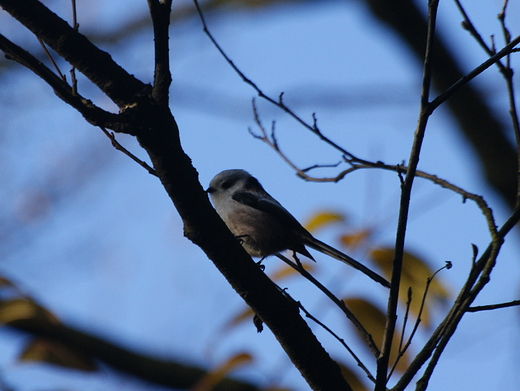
[223,307,255,331]
[370,247,450,327]
[336,361,369,391]
[344,298,410,373]
[269,262,315,281]
[339,228,372,250]
[344,298,386,346]
[304,210,346,233]
[20,338,96,371]
[0,298,60,327]
[192,352,253,391]
[0,276,16,288]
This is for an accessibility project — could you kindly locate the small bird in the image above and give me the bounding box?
[206,169,390,288]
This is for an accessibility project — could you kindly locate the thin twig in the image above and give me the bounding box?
[455,0,520,207]
[0,33,120,129]
[192,0,363,162]
[429,33,520,113]
[467,299,520,312]
[71,0,79,29]
[250,100,343,179]
[454,0,506,70]
[394,287,412,372]
[394,207,520,391]
[99,127,158,176]
[278,288,376,383]
[37,37,66,81]
[376,2,440,389]
[388,262,452,379]
[275,254,380,356]
[70,0,79,95]
[496,2,520,206]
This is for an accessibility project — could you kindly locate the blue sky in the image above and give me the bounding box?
[1,0,519,390]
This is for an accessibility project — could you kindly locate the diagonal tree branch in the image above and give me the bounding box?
[7,316,258,391]
[376,1,439,389]
[276,254,380,357]
[0,33,121,130]
[467,299,520,312]
[428,34,520,113]
[392,206,520,391]
[0,1,352,389]
[0,0,150,107]
[134,107,352,391]
[364,0,518,208]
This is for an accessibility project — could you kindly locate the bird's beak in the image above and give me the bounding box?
[206,186,214,193]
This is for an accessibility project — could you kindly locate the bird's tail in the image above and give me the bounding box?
[304,237,390,288]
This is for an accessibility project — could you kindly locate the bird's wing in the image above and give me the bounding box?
[232,191,315,260]
[232,191,305,232]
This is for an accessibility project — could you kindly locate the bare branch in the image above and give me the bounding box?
[99,127,158,176]
[496,3,520,206]
[37,37,66,81]
[393,207,520,391]
[389,262,452,379]
[377,3,440,387]
[467,299,520,312]
[279,288,376,384]
[454,0,506,69]
[390,287,412,380]
[70,0,79,94]
[192,0,363,163]
[147,0,173,105]
[275,254,380,357]
[0,33,121,130]
[0,0,150,107]
[428,34,520,113]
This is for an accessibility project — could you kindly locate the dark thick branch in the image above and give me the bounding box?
[8,318,258,391]
[0,0,150,107]
[0,33,121,130]
[134,107,351,391]
[0,2,351,389]
[147,0,173,106]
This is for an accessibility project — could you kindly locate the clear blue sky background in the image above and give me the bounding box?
[0,0,519,390]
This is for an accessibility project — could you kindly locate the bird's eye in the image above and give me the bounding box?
[221,180,233,189]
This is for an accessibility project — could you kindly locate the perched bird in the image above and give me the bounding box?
[206,169,390,288]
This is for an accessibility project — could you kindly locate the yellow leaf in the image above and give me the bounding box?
[339,228,373,250]
[344,298,410,373]
[336,361,369,391]
[192,352,253,391]
[20,338,96,371]
[0,276,15,288]
[0,299,60,327]
[270,262,315,281]
[223,307,255,331]
[369,247,450,327]
[304,211,346,233]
